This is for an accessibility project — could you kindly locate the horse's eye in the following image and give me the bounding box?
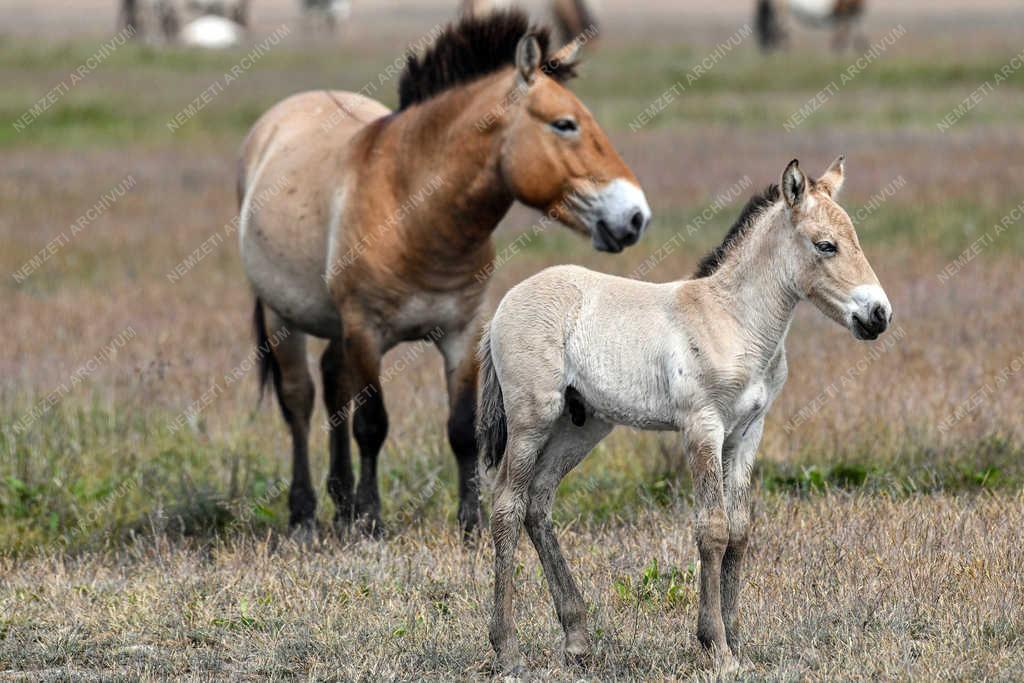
[550,117,578,134]
[815,241,837,255]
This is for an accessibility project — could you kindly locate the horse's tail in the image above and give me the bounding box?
[253,297,279,406]
[756,0,784,50]
[476,325,508,475]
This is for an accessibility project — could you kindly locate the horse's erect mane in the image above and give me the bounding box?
[694,184,782,279]
[397,8,577,111]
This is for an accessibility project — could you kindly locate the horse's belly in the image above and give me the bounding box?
[789,0,836,21]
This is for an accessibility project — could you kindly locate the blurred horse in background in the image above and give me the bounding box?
[300,0,352,34]
[118,0,249,44]
[460,0,599,45]
[756,0,866,52]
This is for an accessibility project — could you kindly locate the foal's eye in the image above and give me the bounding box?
[550,117,579,134]
[815,241,838,255]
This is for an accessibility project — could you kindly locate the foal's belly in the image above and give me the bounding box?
[566,338,680,430]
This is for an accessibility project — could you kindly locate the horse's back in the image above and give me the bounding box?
[238,90,390,337]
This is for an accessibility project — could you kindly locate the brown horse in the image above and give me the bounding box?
[238,10,650,537]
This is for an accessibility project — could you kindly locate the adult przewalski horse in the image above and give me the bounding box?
[238,10,651,537]
[478,157,892,671]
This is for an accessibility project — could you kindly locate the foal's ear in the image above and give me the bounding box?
[515,34,542,86]
[781,159,806,209]
[816,154,846,198]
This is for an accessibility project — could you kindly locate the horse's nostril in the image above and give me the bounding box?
[630,210,645,232]
[871,304,886,325]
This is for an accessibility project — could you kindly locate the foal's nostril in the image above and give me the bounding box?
[871,304,886,326]
[630,210,645,233]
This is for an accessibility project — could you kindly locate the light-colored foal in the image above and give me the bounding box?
[477,157,892,672]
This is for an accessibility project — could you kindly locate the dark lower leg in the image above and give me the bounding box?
[287,419,317,527]
[271,341,316,529]
[525,510,588,656]
[448,384,481,540]
[322,342,355,524]
[353,387,387,532]
[721,535,748,652]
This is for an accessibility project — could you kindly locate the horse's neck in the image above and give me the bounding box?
[707,206,801,363]
[369,78,514,267]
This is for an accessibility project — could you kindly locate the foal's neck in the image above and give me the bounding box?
[706,204,801,361]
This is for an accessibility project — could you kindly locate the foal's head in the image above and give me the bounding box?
[498,34,651,252]
[780,157,893,340]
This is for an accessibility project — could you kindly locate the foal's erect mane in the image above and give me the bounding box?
[397,9,577,111]
[694,184,781,278]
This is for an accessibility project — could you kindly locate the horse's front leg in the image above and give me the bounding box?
[720,418,763,655]
[684,418,734,665]
[437,323,483,541]
[324,322,386,536]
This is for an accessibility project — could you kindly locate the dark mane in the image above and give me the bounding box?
[694,184,781,278]
[398,9,577,111]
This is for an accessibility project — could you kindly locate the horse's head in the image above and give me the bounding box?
[497,35,651,253]
[781,156,893,340]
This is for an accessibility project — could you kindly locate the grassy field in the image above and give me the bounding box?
[2,0,1024,679]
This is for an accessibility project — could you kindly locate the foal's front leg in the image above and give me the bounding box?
[720,418,762,655]
[685,421,734,663]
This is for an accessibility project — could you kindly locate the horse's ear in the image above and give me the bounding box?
[549,38,581,69]
[515,34,542,86]
[782,159,806,209]
[817,155,845,198]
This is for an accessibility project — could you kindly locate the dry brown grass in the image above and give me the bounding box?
[3,494,1023,680]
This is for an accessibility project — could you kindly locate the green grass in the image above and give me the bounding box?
[3,398,1021,557]
[2,37,1023,148]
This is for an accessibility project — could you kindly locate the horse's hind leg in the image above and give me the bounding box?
[321,340,354,523]
[264,310,317,529]
[524,414,612,664]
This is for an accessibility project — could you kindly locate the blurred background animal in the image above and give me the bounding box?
[460,0,599,44]
[756,0,866,52]
[117,0,249,44]
[300,0,353,34]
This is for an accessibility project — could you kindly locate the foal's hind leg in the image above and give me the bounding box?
[264,310,317,529]
[489,397,563,673]
[524,414,612,664]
